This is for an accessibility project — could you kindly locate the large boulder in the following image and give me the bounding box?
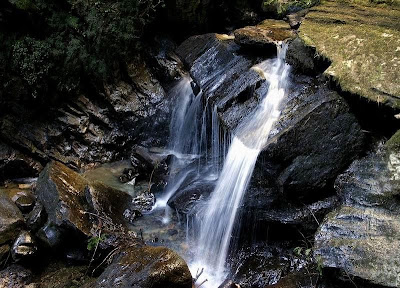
[35,161,92,237]
[35,161,134,243]
[297,0,400,110]
[314,134,400,287]
[96,246,192,288]
[259,77,365,200]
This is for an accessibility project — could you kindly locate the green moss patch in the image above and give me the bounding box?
[299,0,400,109]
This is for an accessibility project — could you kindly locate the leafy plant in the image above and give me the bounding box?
[87,234,106,251]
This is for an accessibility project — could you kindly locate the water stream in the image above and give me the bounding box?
[151,43,290,287]
[190,44,290,287]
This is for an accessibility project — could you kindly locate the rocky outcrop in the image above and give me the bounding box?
[314,135,400,287]
[96,245,192,288]
[298,0,400,110]
[286,37,330,75]
[259,77,365,200]
[0,55,173,170]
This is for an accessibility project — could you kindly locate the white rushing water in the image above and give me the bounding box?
[154,77,203,210]
[191,43,291,287]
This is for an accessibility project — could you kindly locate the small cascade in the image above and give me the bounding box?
[154,77,228,214]
[190,43,291,287]
[155,77,203,209]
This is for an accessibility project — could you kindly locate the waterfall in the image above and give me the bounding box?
[190,44,290,287]
[154,77,203,209]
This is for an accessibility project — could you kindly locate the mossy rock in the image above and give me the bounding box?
[262,0,320,17]
[299,0,400,110]
[234,19,295,50]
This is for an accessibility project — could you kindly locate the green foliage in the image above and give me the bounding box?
[2,0,164,103]
[12,37,52,98]
[293,246,324,276]
[315,255,324,276]
[87,234,105,251]
[12,0,37,10]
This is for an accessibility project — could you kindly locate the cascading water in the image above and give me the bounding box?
[190,43,291,287]
[154,77,204,209]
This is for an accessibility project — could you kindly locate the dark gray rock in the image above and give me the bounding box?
[37,222,66,249]
[230,244,310,288]
[96,246,192,288]
[168,180,216,214]
[176,34,264,112]
[314,141,400,287]
[286,8,309,29]
[257,77,365,201]
[286,37,330,75]
[26,202,47,232]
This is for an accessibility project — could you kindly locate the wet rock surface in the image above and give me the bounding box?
[230,244,311,288]
[96,245,192,288]
[259,77,365,201]
[176,33,264,112]
[314,139,400,287]
[35,161,92,236]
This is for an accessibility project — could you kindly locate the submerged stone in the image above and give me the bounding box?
[298,0,400,110]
